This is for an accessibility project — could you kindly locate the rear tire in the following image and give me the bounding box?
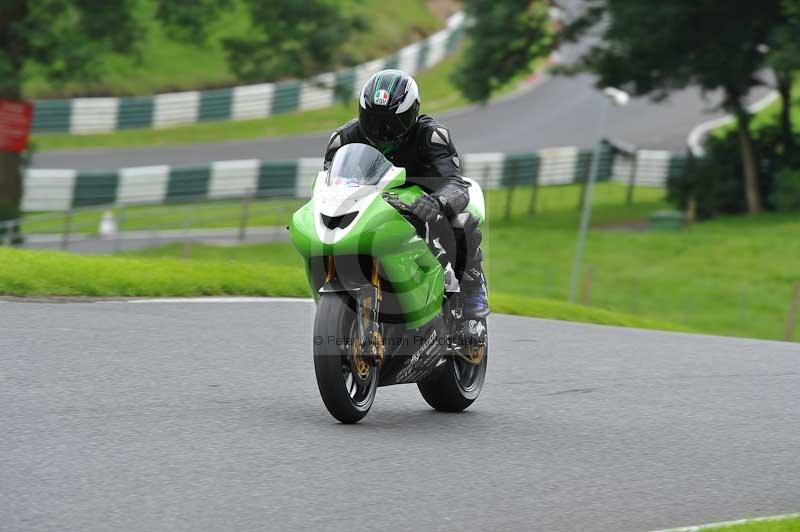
[313,293,378,423]
[417,338,487,412]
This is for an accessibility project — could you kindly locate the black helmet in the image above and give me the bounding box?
[358,69,420,151]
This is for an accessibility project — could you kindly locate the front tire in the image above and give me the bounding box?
[313,293,378,423]
[417,338,487,412]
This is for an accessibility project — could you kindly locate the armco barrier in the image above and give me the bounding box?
[21,147,687,212]
[31,13,465,135]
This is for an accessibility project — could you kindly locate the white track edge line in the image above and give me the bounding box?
[127,297,314,304]
[686,89,779,157]
[649,512,800,532]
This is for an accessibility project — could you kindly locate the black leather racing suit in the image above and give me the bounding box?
[323,114,484,291]
[324,115,469,216]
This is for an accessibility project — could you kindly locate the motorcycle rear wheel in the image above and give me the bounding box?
[313,293,378,424]
[417,337,487,412]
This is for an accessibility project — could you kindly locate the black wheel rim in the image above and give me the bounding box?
[454,344,486,395]
[341,319,377,410]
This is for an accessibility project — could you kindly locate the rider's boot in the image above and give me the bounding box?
[460,257,489,345]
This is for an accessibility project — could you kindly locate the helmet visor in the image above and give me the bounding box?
[359,107,416,148]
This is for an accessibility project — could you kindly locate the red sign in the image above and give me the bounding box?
[0,99,34,153]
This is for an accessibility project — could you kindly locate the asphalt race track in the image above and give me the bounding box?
[2,299,798,532]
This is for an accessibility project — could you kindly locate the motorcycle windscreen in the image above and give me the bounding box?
[325,143,393,187]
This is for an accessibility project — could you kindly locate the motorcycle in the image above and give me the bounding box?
[289,143,488,423]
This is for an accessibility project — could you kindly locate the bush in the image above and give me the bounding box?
[668,132,750,219]
[771,167,800,211]
[667,125,792,220]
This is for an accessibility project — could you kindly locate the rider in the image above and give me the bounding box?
[323,69,488,339]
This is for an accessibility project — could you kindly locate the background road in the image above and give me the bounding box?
[2,299,798,532]
[31,73,743,172]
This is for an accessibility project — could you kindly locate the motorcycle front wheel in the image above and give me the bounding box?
[313,293,378,424]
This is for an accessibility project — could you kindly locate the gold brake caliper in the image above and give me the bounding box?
[459,343,486,365]
[351,341,371,379]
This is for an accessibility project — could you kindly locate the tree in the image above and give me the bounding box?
[563,0,783,215]
[767,0,800,153]
[0,0,357,233]
[0,0,142,229]
[156,0,360,83]
[453,0,553,102]
[223,1,358,83]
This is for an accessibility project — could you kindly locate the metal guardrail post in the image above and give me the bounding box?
[626,150,638,205]
[1,220,11,246]
[182,205,191,259]
[578,152,593,211]
[61,206,72,250]
[150,222,159,249]
[239,190,253,242]
[113,205,126,254]
[505,160,518,222]
[528,174,539,215]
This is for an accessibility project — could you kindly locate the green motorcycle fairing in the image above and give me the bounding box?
[290,165,444,330]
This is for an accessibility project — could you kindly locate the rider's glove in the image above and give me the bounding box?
[407,193,441,223]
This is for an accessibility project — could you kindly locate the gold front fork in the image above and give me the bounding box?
[371,258,382,300]
[361,259,384,365]
[324,255,336,283]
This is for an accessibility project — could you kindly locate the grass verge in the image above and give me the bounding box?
[0,244,685,335]
[482,185,800,341]
[686,514,800,532]
[489,293,689,332]
[0,246,308,298]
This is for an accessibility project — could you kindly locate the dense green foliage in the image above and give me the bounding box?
[2,0,372,98]
[0,0,139,98]
[671,79,800,218]
[766,1,800,151]
[568,1,779,100]
[22,0,440,99]
[772,167,800,212]
[453,0,552,102]
[222,1,356,83]
[668,127,786,220]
